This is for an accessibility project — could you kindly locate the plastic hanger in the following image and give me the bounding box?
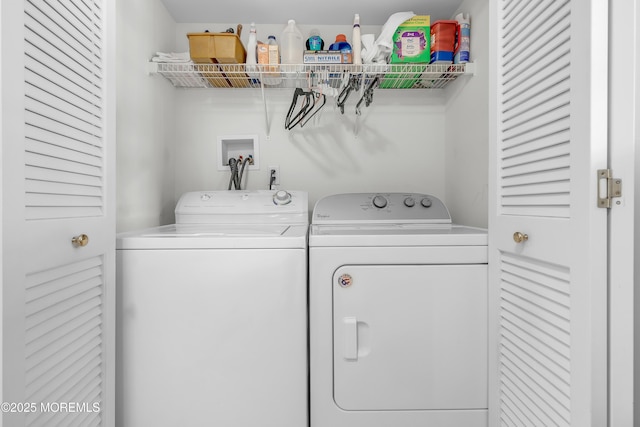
[300,90,326,127]
[285,88,312,130]
[355,76,380,115]
[337,74,361,114]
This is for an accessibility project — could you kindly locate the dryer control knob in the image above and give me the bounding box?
[273,190,292,205]
[421,197,433,208]
[404,197,416,207]
[372,195,388,209]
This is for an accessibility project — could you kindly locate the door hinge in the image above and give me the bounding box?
[597,169,622,208]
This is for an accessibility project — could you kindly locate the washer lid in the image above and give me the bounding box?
[312,193,451,225]
[117,223,308,249]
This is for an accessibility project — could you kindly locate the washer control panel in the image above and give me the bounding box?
[176,190,308,224]
[312,193,451,224]
[273,190,293,205]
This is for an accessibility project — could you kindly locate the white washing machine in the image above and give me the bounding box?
[116,190,308,427]
[309,193,488,427]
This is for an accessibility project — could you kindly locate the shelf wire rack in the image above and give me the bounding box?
[149,62,473,90]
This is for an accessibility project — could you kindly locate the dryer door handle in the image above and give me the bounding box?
[343,317,358,361]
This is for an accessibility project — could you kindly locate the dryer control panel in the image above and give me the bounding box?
[312,193,451,225]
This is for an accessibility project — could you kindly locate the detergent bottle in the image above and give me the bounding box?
[306,29,324,51]
[329,34,352,64]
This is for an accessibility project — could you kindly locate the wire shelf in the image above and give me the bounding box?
[149,62,474,90]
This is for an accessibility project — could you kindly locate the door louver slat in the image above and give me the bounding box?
[25,256,104,427]
[24,56,102,116]
[498,253,571,427]
[24,0,104,222]
[503,2,570,64]
[499,0,571,218]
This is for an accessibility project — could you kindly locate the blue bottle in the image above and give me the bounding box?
[328,34,352,64]
[306,29,324,51]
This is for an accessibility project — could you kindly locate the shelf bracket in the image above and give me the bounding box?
[259,78,270,139]
[464,62,477,76]
[147,61,159,76]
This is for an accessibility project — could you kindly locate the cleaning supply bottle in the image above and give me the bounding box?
[352,14,362,65]
[281,19,304,64]
[329,34,352,64]
[306,29,324,51]
[267,35,280,66]
[454,13,470,64]
[245,22,259,82]
[264,35,282,85]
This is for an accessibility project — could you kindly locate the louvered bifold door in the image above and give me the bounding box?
[488,1,608,426]
[1,0,115,425]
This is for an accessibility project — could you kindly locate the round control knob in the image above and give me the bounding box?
[273,190,292,205]
[421,197,433,208]
[201,193,211,201]
[404,197,416,207]
[372,195,388,209]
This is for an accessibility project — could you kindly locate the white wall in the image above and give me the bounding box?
[444,0,489,228]
[172,88,447,212]
[116,0,177,232]
[116,7,489,229]
[171,22,449,216]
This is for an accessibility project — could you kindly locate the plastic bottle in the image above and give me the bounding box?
[264,35,282,85]
[352,14,362,65]
[329,34,352,64]
[267,35,280,65]
[281,19,304,65]
[454,13,470,64]
[245,22,259,82]
[306,29,324,51]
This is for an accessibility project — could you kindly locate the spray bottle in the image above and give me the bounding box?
[246,22,259,82]
[454,13,470,64]
[352,14,362,65]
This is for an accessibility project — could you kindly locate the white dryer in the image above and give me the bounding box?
[309,193,488,427]
[116,190,308,427]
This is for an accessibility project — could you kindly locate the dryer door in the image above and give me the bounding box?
[333,264,487,411]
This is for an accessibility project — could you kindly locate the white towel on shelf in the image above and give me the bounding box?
[151,52,209,87]
[151,51,191,63]
[362,11,416,64]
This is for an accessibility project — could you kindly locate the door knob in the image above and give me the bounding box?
[71,234,89,248]
[513,232,528,243]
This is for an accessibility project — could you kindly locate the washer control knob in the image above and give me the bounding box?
[273,190,292,205]
[372,195,388,209]
[404,197,416,207]
[421,197,433,208]
[201,193,212,201]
